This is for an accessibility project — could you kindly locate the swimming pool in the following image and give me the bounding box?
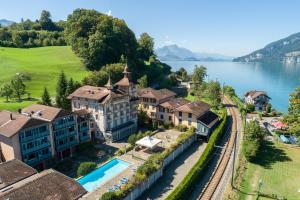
[77,158,130,192]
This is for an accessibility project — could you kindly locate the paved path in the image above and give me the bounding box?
[138,141,207,200]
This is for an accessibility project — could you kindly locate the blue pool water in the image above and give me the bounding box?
[77,158,130,192]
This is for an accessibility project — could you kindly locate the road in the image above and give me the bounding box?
[138,141,207,200]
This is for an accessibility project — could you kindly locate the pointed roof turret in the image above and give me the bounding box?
[123,63,131,78]
[105,76,113,90]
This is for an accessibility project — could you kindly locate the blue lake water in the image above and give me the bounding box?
[164,61,300,113]
[77,158,130,192]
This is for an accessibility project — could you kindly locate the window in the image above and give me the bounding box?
[82,122,87,127]
[39,126,47,133]
[179,112,182,117]
[169,116,172,121]
[83,132,87,136]
[188,113,192,118]
[179,119,182,124]
[160,115,164,120]
[91,123,94,128]
[69,136,74,142]
[69,126,75,132]
[95,114,99,120]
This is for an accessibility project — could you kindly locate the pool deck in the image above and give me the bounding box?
[80,129,184,200]
[81,154,143,200]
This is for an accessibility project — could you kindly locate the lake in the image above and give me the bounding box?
[164,61,300,113]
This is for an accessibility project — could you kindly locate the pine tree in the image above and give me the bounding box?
[66,78,75,96]
[56,71,68,108]
[41,87,52,106]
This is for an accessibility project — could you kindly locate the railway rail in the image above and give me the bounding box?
[198,97,238,200]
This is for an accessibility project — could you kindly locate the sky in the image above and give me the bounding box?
[1,0,300,56]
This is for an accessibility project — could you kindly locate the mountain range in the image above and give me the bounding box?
[155,44,233,61]
[233,32,300,63]
[0,19,15,27]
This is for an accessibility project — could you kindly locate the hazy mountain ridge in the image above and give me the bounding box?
[234,32,300,63]
[156,44,233,61]
[0,19,15,27]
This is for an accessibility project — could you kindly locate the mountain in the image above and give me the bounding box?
[0,19,15,27]
[155,44,233,61]
[233,32,300,63]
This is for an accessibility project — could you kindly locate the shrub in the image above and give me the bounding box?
[128,134,137,146]
[101,192,120,200]
[246,103,255,113]
[176,124,188,132]
[77,162,97,177]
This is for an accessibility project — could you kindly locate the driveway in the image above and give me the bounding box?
[138,140,207,200]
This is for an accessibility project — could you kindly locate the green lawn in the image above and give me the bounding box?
[0,46,89,111]
[239,140,300,200]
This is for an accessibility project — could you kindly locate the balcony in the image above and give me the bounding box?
[56,140,79,151]
[55,129,77,140]
[23,152,52,166]
[53,121,76,131]
[21,143,51,155]
[20,131,50,143]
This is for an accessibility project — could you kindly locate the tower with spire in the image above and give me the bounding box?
[115,63,137,98]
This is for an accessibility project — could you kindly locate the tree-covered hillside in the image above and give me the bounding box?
[233,32,300,62]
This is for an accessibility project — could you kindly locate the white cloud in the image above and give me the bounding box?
[107,10,112,16]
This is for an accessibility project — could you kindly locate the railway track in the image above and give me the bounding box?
[198,97,238,200]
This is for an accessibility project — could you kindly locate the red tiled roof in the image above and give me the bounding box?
[68,85,126,103]
[0,169,86,200]
[0,159,37,190]
[137,88,176,101]
[22,104,73,122]
[159,98,190,110]
[0,111,48,138]
[245,90,270,99]
[175,101,210,118]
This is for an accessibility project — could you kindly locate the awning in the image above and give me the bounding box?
[271,121,287,129]
[135,136,162,149]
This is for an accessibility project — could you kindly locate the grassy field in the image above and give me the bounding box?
[239,140,300,200]
[0,46,89,111]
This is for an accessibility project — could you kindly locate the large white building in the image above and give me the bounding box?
[68,65,138,141]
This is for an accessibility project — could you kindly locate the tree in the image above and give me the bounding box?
[56,71,68,108]
[82,70,108,86]
[224,85,236,97]
[65,9,137,70]
[206,80,221,108]
[192,65,207,87]
[176,67,189,82]
[39,10,56,31]
[66,78,75,96]
[137,75,148,88]
[288,86,300,115]
[11,73,27,102]
[77,162,97,176]
[0,83,13,102]
[137,33,154,60]
[41,87,52,106]
[243,121,266,161]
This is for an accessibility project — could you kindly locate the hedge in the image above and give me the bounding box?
[100,127,196,200]
[165,108,227,200]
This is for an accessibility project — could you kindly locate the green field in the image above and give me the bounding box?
[240,140,300,200]
[0,46,88,111]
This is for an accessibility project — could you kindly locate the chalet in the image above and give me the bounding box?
[245,90,271,111]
